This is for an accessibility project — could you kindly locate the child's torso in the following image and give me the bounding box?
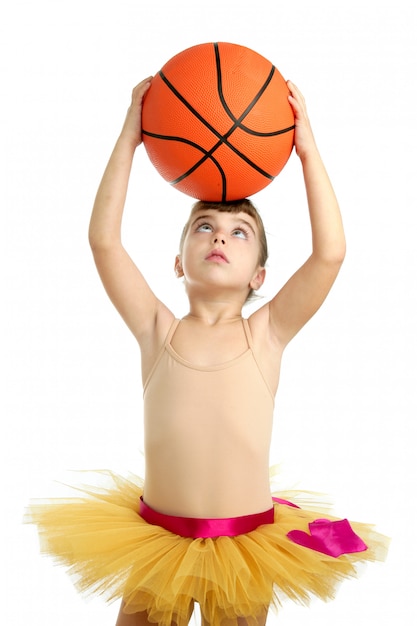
[142,318,275,518]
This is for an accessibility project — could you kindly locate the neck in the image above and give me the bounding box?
[184,301,243,325]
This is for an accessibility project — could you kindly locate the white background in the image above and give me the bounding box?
[2,0,416,624]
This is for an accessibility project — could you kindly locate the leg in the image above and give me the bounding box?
[201,609,268,626]
[115,600,195,626]
[115,603,153,626]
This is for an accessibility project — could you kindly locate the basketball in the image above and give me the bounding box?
[142,42,295,202]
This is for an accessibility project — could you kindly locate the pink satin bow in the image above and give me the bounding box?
[287,518,368,557]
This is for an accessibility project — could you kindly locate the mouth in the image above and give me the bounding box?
[205,250,229,263]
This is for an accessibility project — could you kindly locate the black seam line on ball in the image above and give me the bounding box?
[238,122,295,137]
[142,130,227,197]
[214,41,275,128]
[214,43,294,138]
[159,70,275,180]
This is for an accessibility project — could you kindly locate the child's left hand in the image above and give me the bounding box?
[287,81,317,160]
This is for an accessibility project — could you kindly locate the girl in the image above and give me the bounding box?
[27,78,388,625]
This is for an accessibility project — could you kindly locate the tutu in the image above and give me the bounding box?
[25,471,389,626]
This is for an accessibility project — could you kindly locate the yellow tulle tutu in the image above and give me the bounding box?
[25,471,389,626]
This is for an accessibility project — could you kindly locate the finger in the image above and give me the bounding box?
[136,76,153,88]
[287,80,305,104]
[288,93,303,119]
[132,76,153,101]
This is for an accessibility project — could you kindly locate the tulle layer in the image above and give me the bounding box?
[25,471,389,626]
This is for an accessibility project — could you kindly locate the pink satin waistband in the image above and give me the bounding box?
[139,497,275,538]
[139,496,368,557]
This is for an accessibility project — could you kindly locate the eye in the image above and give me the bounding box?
[232,227,249,239]
[196,222,213,233]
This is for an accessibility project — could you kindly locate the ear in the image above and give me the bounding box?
[174,255,184,278]
[249,267,266,291]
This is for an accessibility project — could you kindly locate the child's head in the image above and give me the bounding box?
[178,198,268,302]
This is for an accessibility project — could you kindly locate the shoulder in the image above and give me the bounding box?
[139,304,176,384]
[247,302,279,348]
[247,304,284,396]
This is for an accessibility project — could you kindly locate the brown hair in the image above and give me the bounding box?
[179,198,268,301]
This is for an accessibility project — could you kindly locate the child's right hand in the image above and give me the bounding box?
[120,77,153,147]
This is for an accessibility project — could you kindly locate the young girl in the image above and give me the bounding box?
[27,78,388,625]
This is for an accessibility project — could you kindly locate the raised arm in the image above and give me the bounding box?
[267,81,346,347]
[89,78,174,345]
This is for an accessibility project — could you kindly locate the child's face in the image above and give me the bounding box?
[176,209,265,298]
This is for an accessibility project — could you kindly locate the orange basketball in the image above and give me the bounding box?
[142,42,295,202]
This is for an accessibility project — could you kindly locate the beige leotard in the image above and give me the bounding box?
[142,318,275,518]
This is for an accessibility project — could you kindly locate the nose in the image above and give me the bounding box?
[212,233,226,245]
